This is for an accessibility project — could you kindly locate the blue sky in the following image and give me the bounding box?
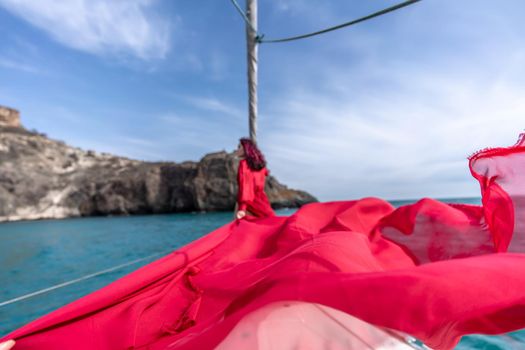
[0,0,524,201]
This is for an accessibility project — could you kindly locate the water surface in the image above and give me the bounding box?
[1,199,522,349]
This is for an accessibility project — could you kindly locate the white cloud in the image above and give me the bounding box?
[262,62,525,200]
[271,0,333,20]
[0,57,43,74]
[159,111,244,151]
[258,2,525,201]
[0,0,171,60]
[178,95,244,118]
[209,51,229,81]
[119,136,154,147]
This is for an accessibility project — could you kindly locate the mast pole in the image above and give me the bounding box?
[246,0,258,143]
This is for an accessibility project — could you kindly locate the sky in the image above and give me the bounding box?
[0,0,524,201]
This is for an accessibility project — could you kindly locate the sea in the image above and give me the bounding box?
[1,197,524,349]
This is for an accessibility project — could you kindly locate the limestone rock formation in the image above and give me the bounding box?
[0,106,20,128]
[0,123,317,222]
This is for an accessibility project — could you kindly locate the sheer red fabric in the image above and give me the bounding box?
[237,159,275,217]
[469,132,525,253]
[2,135,525,350]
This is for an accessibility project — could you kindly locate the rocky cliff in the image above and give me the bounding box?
[0,125,317,222]
[0,106,20,128]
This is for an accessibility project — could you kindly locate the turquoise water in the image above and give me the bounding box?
[0,198,523,349]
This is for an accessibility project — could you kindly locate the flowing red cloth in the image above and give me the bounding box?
[2,135,525,350]
[237,159,275,217]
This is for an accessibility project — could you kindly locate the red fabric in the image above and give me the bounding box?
[2,136,525,350]
[237,159,275,217]
[469,132,525,252]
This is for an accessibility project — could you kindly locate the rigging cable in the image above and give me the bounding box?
[228,0,423,44]
[0,248,176,308]
[229,0,260,36]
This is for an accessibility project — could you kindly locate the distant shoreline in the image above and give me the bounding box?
[0,123,316,223]
[0,198,483,225]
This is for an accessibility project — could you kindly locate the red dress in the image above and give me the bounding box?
[2,134,525,349]
[237,159,275,218]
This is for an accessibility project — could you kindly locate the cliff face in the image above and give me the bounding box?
[0,126,317,222]
[0,106,20,128]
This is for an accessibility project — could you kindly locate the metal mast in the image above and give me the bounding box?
[246,0,258,143]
